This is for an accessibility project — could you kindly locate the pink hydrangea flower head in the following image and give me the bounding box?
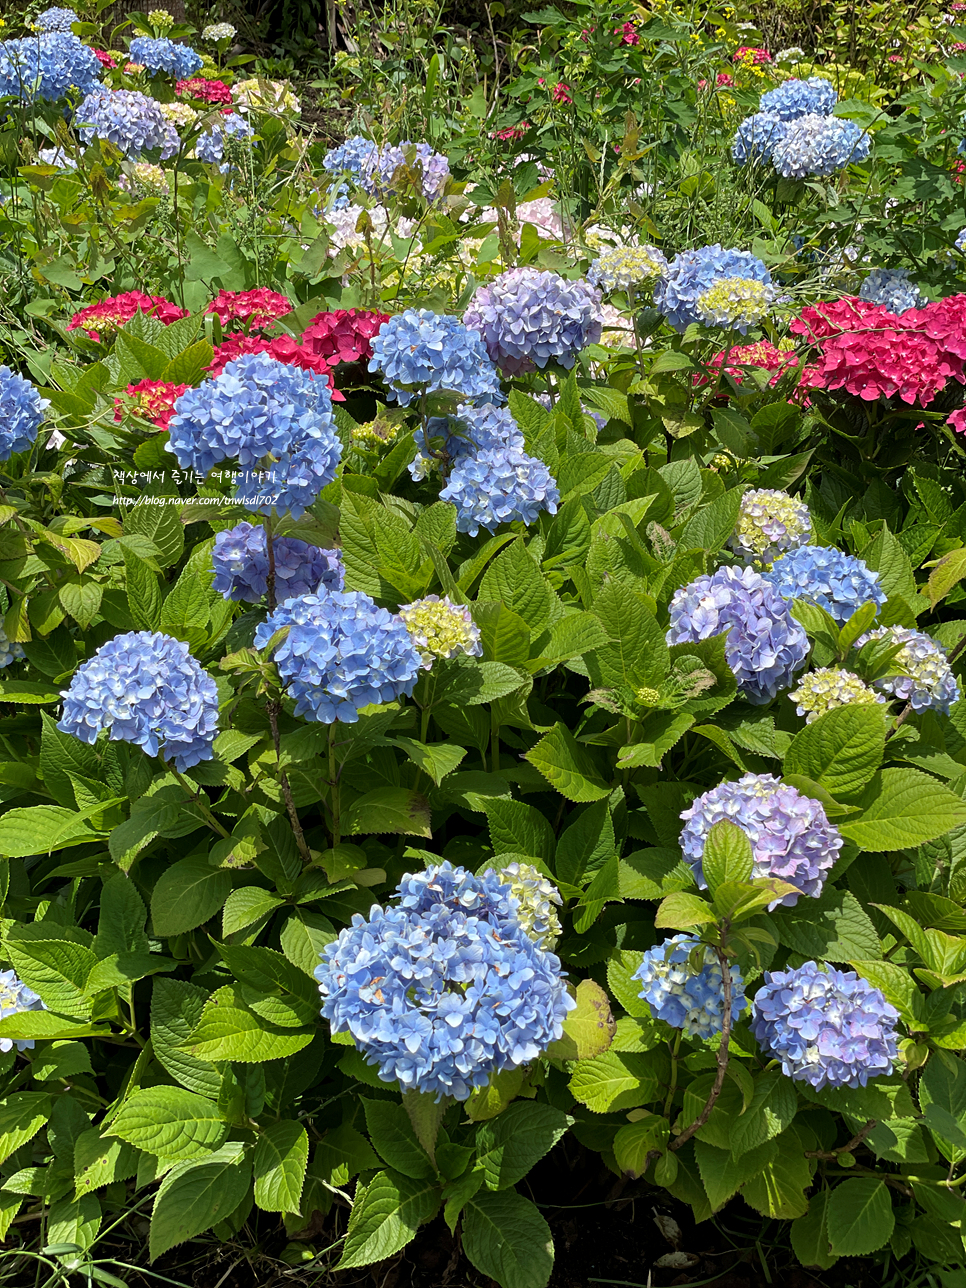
[206,289,293,332]
[299,308,391,367]
[68,292,188,341]
[176,77,233,104]
[113,379,189,428]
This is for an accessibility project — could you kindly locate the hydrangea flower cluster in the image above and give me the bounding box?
[168,354,340,519]
[323,134,376,183]
[695,275,778,332]
[176,76,232,104]
[398,595,483,669]
[633,936,745,1039]
[586,245,668,292]
[316,862,574,1099]
[368,310,504,406]
[496,862,563,949]
[211,521,344,603]
[202,22,236,40]
[300,309,389,367]
[439,445,560,536]
[0,970,47,1053]
[772,114,871,179]
[58,631,219,770]
[464,268,602,375]
[681,773,843,906]
[0,32,100,101]
[759,75,838,119]
[255,590,422,723]
[206,290,294,331]
[128,36,203,78]
[67,291,187,340]
[764,545,886,625]
[731,111,788,164]
[730,489,813,564]
[93,48,118,69]
[207,333,335,385]
[359,140,450,201]
[654,246,773,334]
[0,626,25,669]
[410,402,524,479]
[113,378,188,429]
[35,7,78,31]
[859,268,923,314]
[147,10,175,29]
[231,77,300,115]
[789,667,886,722]
[38,145,76,169]
[195,111,252,164]
[751,961,899,1089]
[158,100,198,129]
[704,340,799,390]
[0,366,49,460]
[76,87,177,159]
[667,565,808,703]
[957,227,966,256]
[855,626,961,713]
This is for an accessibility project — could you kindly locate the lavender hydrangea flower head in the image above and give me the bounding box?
[730,489,812,564]
[0,970,47,1053]
[666,565,808,704]
[752,961,899,1089]
[360,140,450,201]
[772,113,871,179]
[732,111,788,164]
[410,401,523,480]
[681,772,843,906]
[764,545,886,625]
[195,111,253,164]
[859,268,923,314]
[855,626,961,714]
[653,245,773,334]
[0,33,101,101]
[0,626,24,669]
[35,7,79,31]
[759,76,838,121]
[398,595,482,669]
[789,667,886,723]
[167,354,340,519]
[315,861,574,1099]
[368,310,504,408]
[633,935,745,1039]
[76,87,176,158]
[586,245,668,292]
[128,36,203,78]
[0,366,49,460]
[255,590,422,723]
[211,521,344,603]
[439,444,560,535]
[495,861,563,950]
[323,134,376,181]
[463,268,603,375]
[58,631,219,770]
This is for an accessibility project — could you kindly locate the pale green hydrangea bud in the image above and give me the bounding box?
[398,595,482,670]
[696,277,776,330]
[148,9,174,28]
[730,488,812,564]
[500,862,563,949]
[789,667,885,723]
[352,418,397,449]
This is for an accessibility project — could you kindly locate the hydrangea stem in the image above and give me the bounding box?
[264,514,277,611]
[266,696,312,865]
[329,722,341,846]
[669,943,733,1153]
[162,759,231,839]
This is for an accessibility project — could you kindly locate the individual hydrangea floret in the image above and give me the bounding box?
[764,545,886,625]
[654,245,773,334]
[732,111,788,163]
[255,590,422,723]
[0,626,25,669]
[316,861,574,1099]
[195,110,252,164]
[633,935,745,1039]
[496,862,563,950]
[0,32,101,101]
[855,626,961,714]
[759,75,838,120]
[58,631,219,770]
[586,245,668,292]
[398,595,482,669]
[410,402,523,480]
[666,565,808,704]
[772,113,871,179]
[211,521,344,603]
[439,444,560,536]
[35,7,79,31]
[681,772,843,906]
[752,961,899,1089]
[76,87,177,158]
[464,268,603,375]
[202,22,236,40]
[789,667,886,722]
[128,36,203,78]
[0,970,46,1053]
[859,268,924,314]
[695,276,778,333]
[368,310,504,407]
[730,489,812,564]
[0,366,49,460]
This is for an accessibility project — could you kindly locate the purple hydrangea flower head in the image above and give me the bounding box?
[359,140,450,200]
[764,545,886,625]
[772,113,871,178]
[167,354,340,519]
[439,444,560,535]
[76,87,176,158]
[211,521,344,603]
[0,365,49,460]
[653,245,773,333]
[0,626,24,669]
[58,630,219,770]
[195,110,253,164]
[463,268,603,375]
[410,401,523,480]
[680,772,843,907]
[255,590,422,723]
[35,7,79,31]
[0,970,46,1053]
[399,595,482,669]
[666,565,808,703]
[855,626,961,713]
[859,268,923,313]
[759,76,838,121]
[731,488,812,564]
[632,935,745,1039]
[368,310,503,407]
[323,134,376,179]
[0,32,100,101]
[129,36,203,78]
[752,961,899,1089]
[732,111,788,163]
[315,861,575,1099]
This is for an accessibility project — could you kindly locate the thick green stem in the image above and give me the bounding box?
[164,760,231,838]
[329,723,341,847]
[490,706,500,774]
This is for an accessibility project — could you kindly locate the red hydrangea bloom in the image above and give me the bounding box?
[299,309,390,367]
[176,78,233,105]
[733,46,771,63]
[93,49,117,68]
[206,289,293,332]
[113,379,188,428]
[206,334,342,398]
[68,292,188,341]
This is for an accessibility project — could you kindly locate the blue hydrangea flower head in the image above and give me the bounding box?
[58,631,219,770]
[731,489,812,564]
[323,134,377,179]
[35,7,79,31]
[732,111,788,164]
[195,111,252,164]
[167,353,340,519]
[0,365,49,460]
[359,140,450,200]
[752,961,899,1089]
[255,590,422,723]
[494,861,563,949]
[855,626,961,713]
[789,667,886,723]
[0,33,101,101]
[633,935,745,1039]
[315,861,575,1099]
[772,113,871,178]
[666,565,808,704]
[759,76,838,121]
[399,595,482,669]
[464,268,603,375]
[76,87,176,158]
[128,36,203,78]
[211,521,344,603]
[0,969,46,1053]
[681,772,843,906]
[765,545,886,625]
[368,310,503,408]
[0,626,24,669]
[410,401,523,480]
[439,444,560,535]
[654,245,773,334]
[859,268,923,314]
[586,245,668,292]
